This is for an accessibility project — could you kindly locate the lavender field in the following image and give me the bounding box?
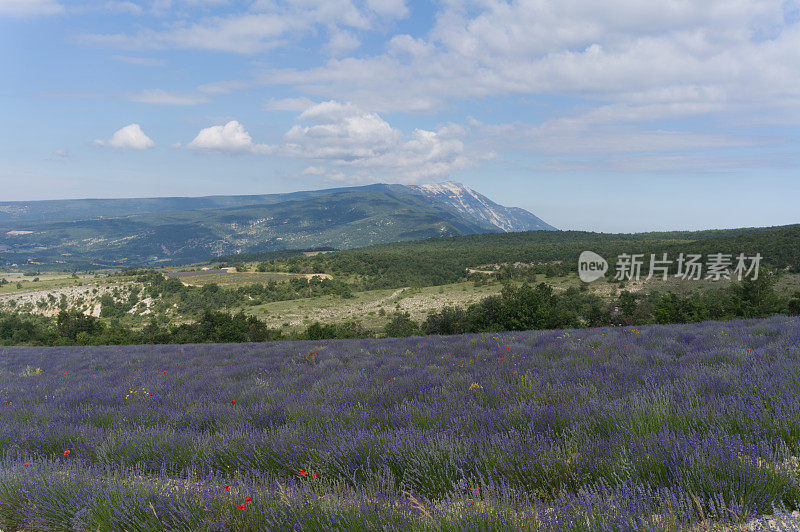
[1,317,800,530]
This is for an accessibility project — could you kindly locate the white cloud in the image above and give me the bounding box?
[127,89,209,105]
[283,101,401,160]
[327,29,361,56]
[186,120,272,154]
[366,0,408,18]
[180,101,482,181]
[302,166,326,176]
[94,124,155,150]
[80,0,406,54]
[260,0,800,119]
[279,101,483,183]
[0,0,63,16]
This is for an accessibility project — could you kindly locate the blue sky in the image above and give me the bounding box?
[1,0,799,232]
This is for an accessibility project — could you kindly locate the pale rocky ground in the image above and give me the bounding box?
[0,283,142,317]
[247,283,505,329]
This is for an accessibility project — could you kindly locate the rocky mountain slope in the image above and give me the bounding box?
[0,182,555,269]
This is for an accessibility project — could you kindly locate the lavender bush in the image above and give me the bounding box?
[1,316,799,530]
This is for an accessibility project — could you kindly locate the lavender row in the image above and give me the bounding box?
[1,316,799,529]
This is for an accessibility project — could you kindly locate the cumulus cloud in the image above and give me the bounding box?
[327,29,361,56]
[0,0,63,16]
[260,0,800,118]
[240,0,800,174]
[182,101,481,181]
[94,124,155,150]
[186,120,272,154]
[283,101,401,160]
[127,89,209,105]
[279,101,483,183]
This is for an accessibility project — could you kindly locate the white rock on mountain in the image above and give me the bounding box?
[408,181,556,232]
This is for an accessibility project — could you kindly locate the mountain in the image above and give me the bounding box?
[0,182,556,269]
[407,181,555,232]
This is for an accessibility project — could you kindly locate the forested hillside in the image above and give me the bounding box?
[243,224,800,289]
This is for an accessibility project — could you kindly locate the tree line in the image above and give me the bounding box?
[241,225,800,290]
[387,272,800,337]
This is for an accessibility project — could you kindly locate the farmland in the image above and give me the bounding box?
[1,316,800,530]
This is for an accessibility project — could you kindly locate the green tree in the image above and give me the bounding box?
[727,270,781,318]
[384,312,418,337]
[56,310,103,341]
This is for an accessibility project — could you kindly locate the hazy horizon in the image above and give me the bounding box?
[2,178,798,234]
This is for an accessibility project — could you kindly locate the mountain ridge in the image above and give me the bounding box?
[0,182,556,269]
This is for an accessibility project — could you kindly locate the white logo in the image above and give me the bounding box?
[578,251,608,282]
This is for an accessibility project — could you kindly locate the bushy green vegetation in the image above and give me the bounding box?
[2,271,797,346]
[402,271,794,336]
[0,310,282,346]
[3,224,799,346]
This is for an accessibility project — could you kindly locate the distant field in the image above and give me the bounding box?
[0,273,104,295]
[3,268,797,328]
[244,272,800,332]
[0,317,798,529]
[245,281,503,331]
[162,270,330,286]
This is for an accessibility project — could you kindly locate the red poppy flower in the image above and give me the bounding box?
[469,499,475,507]
[231,400,236,404]
[224,485,230,492]
[312,472,319,479]
[238,503,247,510]
[23,462,29,467]
[63,450,70,455]
[245,497,252,504]
[299,469,307,476]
